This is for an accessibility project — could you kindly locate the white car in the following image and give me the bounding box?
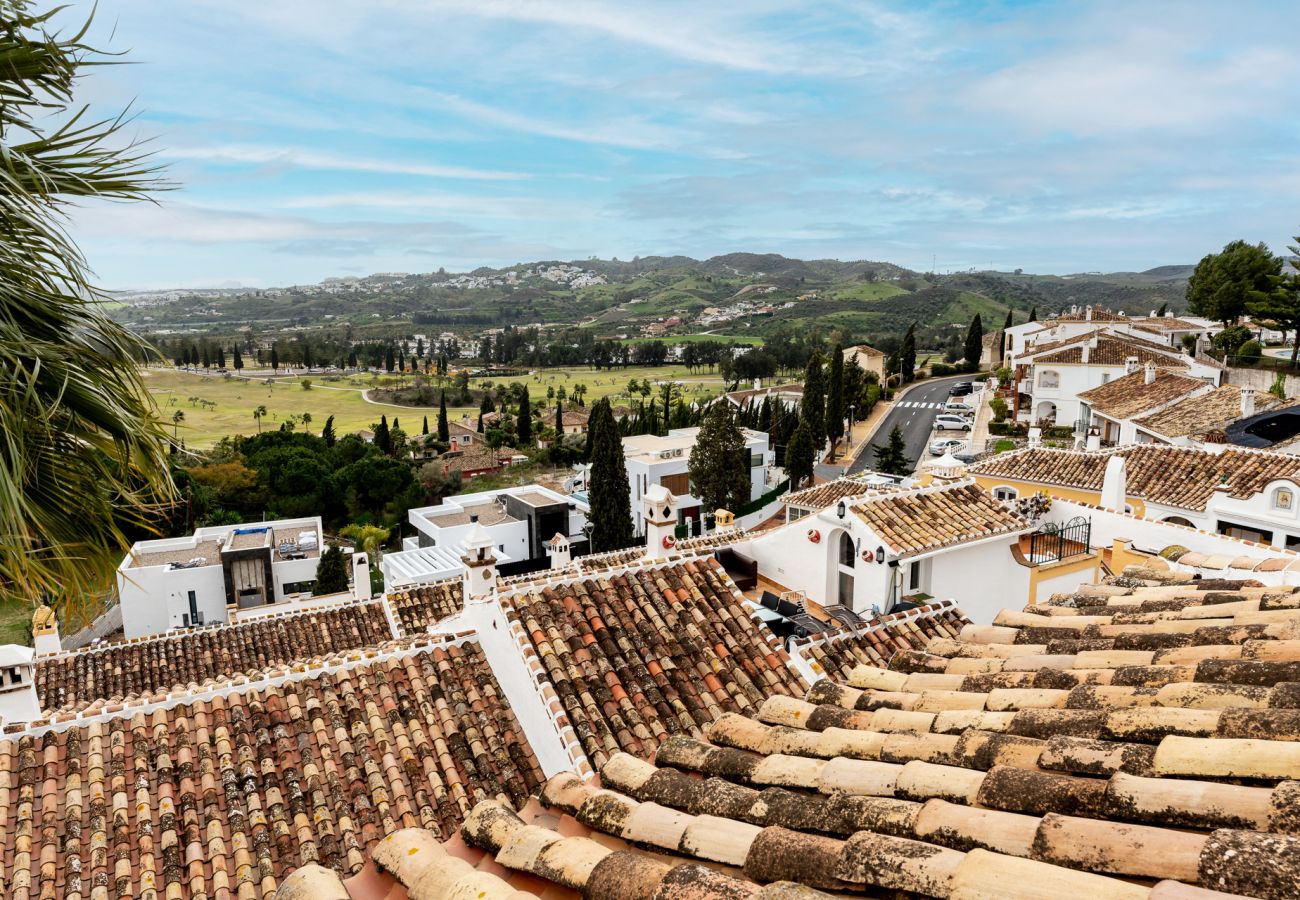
[932,414,973,431]
[944,401,975,413]
[929,438,966,456]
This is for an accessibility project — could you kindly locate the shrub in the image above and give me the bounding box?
[1239,340,1263,360]
[988,421,1025,436]
[1044,425,1075,440]
[930,362,956,377]
[990,396,1008,422]
[301,378,313,390]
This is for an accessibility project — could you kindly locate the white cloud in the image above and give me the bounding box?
[160,144,528,181]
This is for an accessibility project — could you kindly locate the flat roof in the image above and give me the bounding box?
[425,505,519,528]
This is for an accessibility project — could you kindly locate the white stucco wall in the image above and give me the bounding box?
[117,564,227,639]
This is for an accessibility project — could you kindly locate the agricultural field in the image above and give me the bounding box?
[145,364,732,447]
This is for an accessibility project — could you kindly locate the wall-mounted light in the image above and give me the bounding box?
[876,546,886,565]
[836,500,847,519]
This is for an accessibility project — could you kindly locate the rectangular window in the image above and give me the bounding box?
[1217,520,1273,544]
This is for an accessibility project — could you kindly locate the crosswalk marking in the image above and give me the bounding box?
[897,401,945,409]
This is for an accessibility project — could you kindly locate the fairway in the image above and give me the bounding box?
[145,365,731,447]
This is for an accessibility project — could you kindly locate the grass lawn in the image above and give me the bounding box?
[147,364,731,448]
[827,282,909,302]
[994,439,1017,453]
[0,601,28,645]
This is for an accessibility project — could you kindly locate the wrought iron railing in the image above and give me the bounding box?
[1027,516,1091,564]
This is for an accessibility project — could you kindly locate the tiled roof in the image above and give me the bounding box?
[1,641,543,898]
[795,600,973,681]
[1077,369,1207,420]
[294,570,1300,899]
[1133,316,1202,332]
[673,528,747,553]
[442,444,509,474]
[305,571,1300,899]
[853,483,1027,555]
[1049,306,1127,322]
[783,477,885,510]
[1135,384,1288,438]
[970,444,1300,511]
[846,343,886,358]
[388,578,463,635]
[560,410,589,426]
[34,600,395,715]
[504,557,807,769]
[1031,335,1183,367]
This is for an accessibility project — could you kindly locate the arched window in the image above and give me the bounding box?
[1038,370,1060,389]
[839,531,855,568]
[1275,488,1294,511]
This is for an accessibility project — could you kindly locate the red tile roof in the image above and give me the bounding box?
[34,600,395,715]
[388,579,463,635]
[852,483,1028,555]
[795,600,973,681]
[504,557,807,769]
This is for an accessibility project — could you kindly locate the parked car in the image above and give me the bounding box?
[944,401,975,413]
[948,382,974,396]
[929,438,966,456]
[953,451,980,464]
[932,414,973,431]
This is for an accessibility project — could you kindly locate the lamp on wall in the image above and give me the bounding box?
[836,500,847,519]
[876,546,886,565]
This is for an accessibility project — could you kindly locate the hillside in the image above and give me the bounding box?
[108,255,1191,349]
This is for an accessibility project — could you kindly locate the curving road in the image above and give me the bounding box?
[845,374,976,475]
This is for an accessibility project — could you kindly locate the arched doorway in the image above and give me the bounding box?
[836,531,855,607]
[1035,400,1058,426]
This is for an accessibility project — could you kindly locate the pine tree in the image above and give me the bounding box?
[321,415,336,447]
[437,392,450,442]
[689,403,750,514]
[964,314,984,372]
[826,343,844,446]
[313,545,350,594]
[785,420,815,489]
[900,323,917,382]
[588,399,634,551]
[872,425,910,476]
[517,386,532,445]
[801,352,825,447]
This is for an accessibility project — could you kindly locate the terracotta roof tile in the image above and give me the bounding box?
[970,444,1300,511]
[1077,370,1208,420]
[796,601,974,681]
[2,641,543,897]
[782,478,895,511]
[504,557,807,769]
[388,579,464,634]
[35,600,395,715]
[852,483,1027,555]
[1135,384,1292,438]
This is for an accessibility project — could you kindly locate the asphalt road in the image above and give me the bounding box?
[845,374,976,475]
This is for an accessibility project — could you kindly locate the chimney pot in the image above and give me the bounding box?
[1125,356,1140,375]
[1241,387,1256,418]
[1144,362,1156,385]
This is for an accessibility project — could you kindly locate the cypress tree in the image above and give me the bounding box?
[1028,306,1037,323]
[689,403,749,513]
[374,415,392,455]
[270,345,279,372]
[232,344,243,370]
[422,415,429,435]
[826,343,844,446]
[900,323,917,382]
[321,415,336,448]
[964,314,984,372]
[517,386,532,445]
[1001,310,1013,361]
[437,392,450,442]
[786,420,814,489]
[313,545,350,594]
[588,399,634,551]
[555,403,564,438]
[800,352,825,448]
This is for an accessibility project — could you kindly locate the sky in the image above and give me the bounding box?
[56,1,1300,288]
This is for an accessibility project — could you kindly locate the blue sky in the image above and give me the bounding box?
[63,1,1300,288]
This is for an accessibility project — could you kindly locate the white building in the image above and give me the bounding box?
[0,645,39,726]
[741,480,1042,623]
[385,486,590,589]
[116,517,328,639]
[619,427,773,534]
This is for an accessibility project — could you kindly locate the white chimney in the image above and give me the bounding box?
[753,378,761,391]
[643,483,679,558]
[1125,356,1140,376]
[352,552,372,601]
[1165,309,1174,318]
[1100,455,1128,511]
[460,522,499,602]
[1086,428,1101,452]
[1241,387,1256,419]
[1086,305,1093,321]
[548,532,571,570]
[1028,426,1042,448]
[1144,362,1156,385]
[0,645,40,726]
[1081,343,1090,365]
[1150,309,1157,318]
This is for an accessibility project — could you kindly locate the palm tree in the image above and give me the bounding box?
[301,412,312,434]
[253,405,267,432]
[171,409,184,438]
[0,5,174,606]
[339,523,390,580]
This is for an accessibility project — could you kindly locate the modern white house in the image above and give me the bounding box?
[384,486,591,589]
[619,427,774,534]
[116,516,334,639]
